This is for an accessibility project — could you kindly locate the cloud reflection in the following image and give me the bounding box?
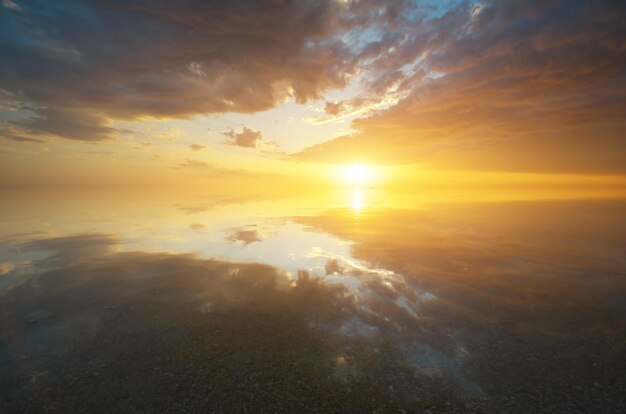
[226,227,262,245]
[0,231,479,412]
[0,197,624,412]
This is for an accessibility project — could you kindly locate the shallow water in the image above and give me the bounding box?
[1,190,624,413]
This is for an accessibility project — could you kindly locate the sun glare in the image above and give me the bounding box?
[351,188,364,211]
[341,164,374,184]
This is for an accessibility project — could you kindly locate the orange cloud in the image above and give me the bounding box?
[295,0,626,173]
[221,127,263,149]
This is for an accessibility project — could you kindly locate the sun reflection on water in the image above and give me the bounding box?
[351,188,364,212]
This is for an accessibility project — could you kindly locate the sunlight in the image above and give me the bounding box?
[341,164,374,185]
[351,188,364,212]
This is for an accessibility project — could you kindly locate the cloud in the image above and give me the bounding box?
[226,228,262,245]
[0,128,48,144]
[324,101,345,116]
[0,231,479,407]
[189,222,206,231]
[2,0,20,11]
[2,0,623,173]
[221,126,263,149]
[294,0,626,173]
[22,233,119,269]
[0,0,409,142]
[178,158,210,169]
[3,107,118,142]
[190,144,206,151]
[0,262,15,275]
[177,158,251,177]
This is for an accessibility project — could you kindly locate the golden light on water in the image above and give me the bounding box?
[351,188,364,212]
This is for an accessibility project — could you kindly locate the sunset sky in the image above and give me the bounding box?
[1,3,626,411]
[1,0,625,189]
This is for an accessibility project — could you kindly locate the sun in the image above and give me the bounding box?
[341,163,374,184]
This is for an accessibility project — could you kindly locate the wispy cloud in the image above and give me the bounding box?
[178,159,210,169]
[190,144,206,151]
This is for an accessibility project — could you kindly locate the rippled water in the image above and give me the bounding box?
[1,190,624,413]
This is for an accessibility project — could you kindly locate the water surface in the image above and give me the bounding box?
[0,190,624,413]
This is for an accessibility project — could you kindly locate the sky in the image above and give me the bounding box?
[0,0,625,189]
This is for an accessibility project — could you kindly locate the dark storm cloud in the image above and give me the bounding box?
[296,0,626,172]
[0,0,409,142]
